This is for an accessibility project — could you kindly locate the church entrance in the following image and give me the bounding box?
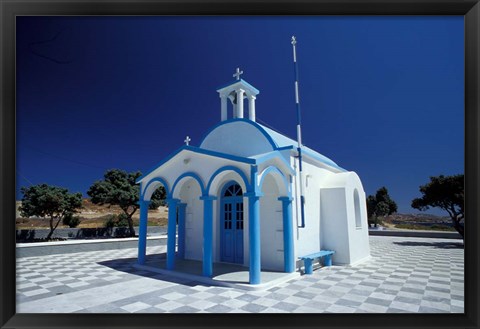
[220,182,244,264]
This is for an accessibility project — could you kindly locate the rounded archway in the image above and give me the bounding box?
[259,173,285,271]
[171,174,205,261]
[206,165,250,197]
[142,177,170,201]
[206,167,250,265]
[257,166,289,197]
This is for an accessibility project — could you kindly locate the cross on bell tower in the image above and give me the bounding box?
[216,68,260,122]
[233,67,243,80]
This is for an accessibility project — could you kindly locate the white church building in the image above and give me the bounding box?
[136,70,370,285]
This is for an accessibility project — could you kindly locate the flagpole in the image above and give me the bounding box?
[291,36,306,228]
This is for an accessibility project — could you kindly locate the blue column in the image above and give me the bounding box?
[137,200,150,265]
[200,195,216,277]
[177,203,187,259]
[278,196,295,273]
[245,192,261,284]
[166,198,179,270]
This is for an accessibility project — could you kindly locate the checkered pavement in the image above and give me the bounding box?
[16,236,464,313]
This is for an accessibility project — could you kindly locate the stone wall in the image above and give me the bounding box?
[16,226,167,242]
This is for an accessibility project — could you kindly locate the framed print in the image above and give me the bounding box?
[1,1,478,329]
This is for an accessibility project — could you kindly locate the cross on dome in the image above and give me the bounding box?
[184,136,191,146]
[233,67,243,80]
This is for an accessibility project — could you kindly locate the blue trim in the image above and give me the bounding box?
[252,152,295,176]
[137,145,256,184]
[199,118,279,150]
[258,166,291,197]
[250,165,259,195]
[276,145,294,151]
[278,197,295,273]
[137,200,150,265]
[166,198,180,270]
[243,191,264,197]
[141,177,170,200]
[201,195,215,277]
[186,146,256,164]
[200,195,218,201]
[301,147,347,172]
[171,171,206,197]
[297,146,306,229]
[177,203,187,260]
[206,165,251,196]
[247,193,261,284]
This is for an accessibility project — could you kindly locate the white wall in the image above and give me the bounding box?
[290,156,371,266]
[344,185,371,265]
[180,180,204,261]
[259,175,284,271]
[320,187,350,265]
[291,159,327,258]
[319,172,370,265]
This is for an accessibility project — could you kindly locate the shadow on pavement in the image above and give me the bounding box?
[393,241,464,249]
[97,253,210,287]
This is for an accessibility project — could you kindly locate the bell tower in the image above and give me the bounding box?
[216,68,260,122]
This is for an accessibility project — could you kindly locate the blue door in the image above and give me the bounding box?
[220,182,244,264]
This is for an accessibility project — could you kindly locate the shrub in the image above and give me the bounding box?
[104,214,129,228]
[116,213,129,228]
[62,212,81,228]
[104,214,118,228]
[368,217,384,227]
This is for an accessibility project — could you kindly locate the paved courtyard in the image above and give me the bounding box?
[16,236,464,313]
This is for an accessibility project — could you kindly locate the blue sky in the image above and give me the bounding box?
[16,16,464,215]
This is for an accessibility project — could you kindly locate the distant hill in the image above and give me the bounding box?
[385,213,450,223]
[16,198,168,229]
[380,213,454,231]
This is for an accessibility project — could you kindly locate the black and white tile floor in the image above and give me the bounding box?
[16,236,464,313]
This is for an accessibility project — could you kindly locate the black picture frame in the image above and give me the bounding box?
[1,1,478,328]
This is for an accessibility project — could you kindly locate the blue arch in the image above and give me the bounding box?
[171,171,206,197]
[206,165,251,196]
[258,166,290,197]
[142,177,170,200]
[199,118,279,150]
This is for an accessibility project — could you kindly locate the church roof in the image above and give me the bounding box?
[138,119,345,184]
[258,124,345,171]
[199,118,346,172]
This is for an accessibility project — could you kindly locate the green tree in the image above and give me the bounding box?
[411,174,464,239]
[87,169,166,237]
[367,187,397,227]
[19,184,83,240]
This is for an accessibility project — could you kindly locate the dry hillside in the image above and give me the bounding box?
[16,199,168,229]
